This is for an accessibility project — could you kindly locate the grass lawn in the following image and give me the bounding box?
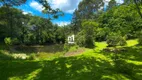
[0,39,142,80]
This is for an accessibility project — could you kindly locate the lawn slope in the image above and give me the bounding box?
[0,39,142,80]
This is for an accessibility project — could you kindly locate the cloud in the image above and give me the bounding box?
[23,11,28,15]
[104,0,124,5]
[55,21,70,26]
[22,10,33,15]
[48,0,82,13]
[116,0,124,4]
[30,1,44,12]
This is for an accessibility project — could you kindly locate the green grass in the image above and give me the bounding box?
[0,44,65,60]
[0,39,142,80]
[94,42,108,52]
[126,39,138,47]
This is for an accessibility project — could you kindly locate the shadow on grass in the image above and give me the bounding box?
[0,53,141,80]
[102,46,142,61]
[0,52,14,60]
[101,46,142,80]
[119,46,142,61]
[113,59,142,80]
[0,56,114,80]
[35,56,115,80]
[0,61,41,80]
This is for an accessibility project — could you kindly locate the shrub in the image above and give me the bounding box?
[4,37,20,45]
[12,38,20,45]
[75,20,98,48]
[4,37,12,46]
[81,21,98,48]
[76,31,86,47]
[106,33,126,47]
[69,45,79,52]
[63,42,78,52]
[63,43,71,51]
[28,53,37,60]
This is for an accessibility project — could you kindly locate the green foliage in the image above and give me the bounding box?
[4,37,12,46]
[63,43,78,52]
[107,0,117,10]
[106,33,127,47]
[0,0,26,6]
[68,45,79,52]
[137,30,142,45]
[98,4,141,40]
[76,31,86,47]
[12,38,20,44]
[28,53,37,60]
[0,5,66,45]
[0,39,142,80]
[76,20,98,48]
[63,43,70,51]
[4,37,20,46]
[0,42,142,80]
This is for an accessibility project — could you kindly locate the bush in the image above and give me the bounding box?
[76,31,86,47]
[63,42,78,52]
[64,43,69,51]
[4,37,12,46]
[4,37,20,45]
[69,45,79,52]
[106,33,126,47]
[28,53,37,60]
[12,38,20,45]
[81,20,97,48]
[75,21,98,48]
[76,31,95,48]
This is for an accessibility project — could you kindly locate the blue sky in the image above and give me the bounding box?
[17,0,82,26]
[17,0,123,26]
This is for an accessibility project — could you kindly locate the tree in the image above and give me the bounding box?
[0,0,26,6]
[77,0,104,19]
[98,4,140,40]
[0,7,26,43]
[108,0,117,10]
[36,0,64,20]
[0,0,27,39]
[133,0,142,18]
[76,20,98,48]
[71,0,104,35]
[123,0,142,18]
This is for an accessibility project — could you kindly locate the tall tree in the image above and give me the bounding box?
[108,0,117,10]
[36,0,64,20]
[0,0,27,39]
[71,0,104,34]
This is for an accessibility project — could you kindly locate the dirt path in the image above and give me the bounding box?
[64,48,85,57]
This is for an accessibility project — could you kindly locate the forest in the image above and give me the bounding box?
[0,0,142,80]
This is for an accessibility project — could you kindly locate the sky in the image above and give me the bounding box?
[18,0,123,26]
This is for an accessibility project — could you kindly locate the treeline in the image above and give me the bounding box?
[0,0,142,47]
[71,0,142,48]
[0,0,70,45]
